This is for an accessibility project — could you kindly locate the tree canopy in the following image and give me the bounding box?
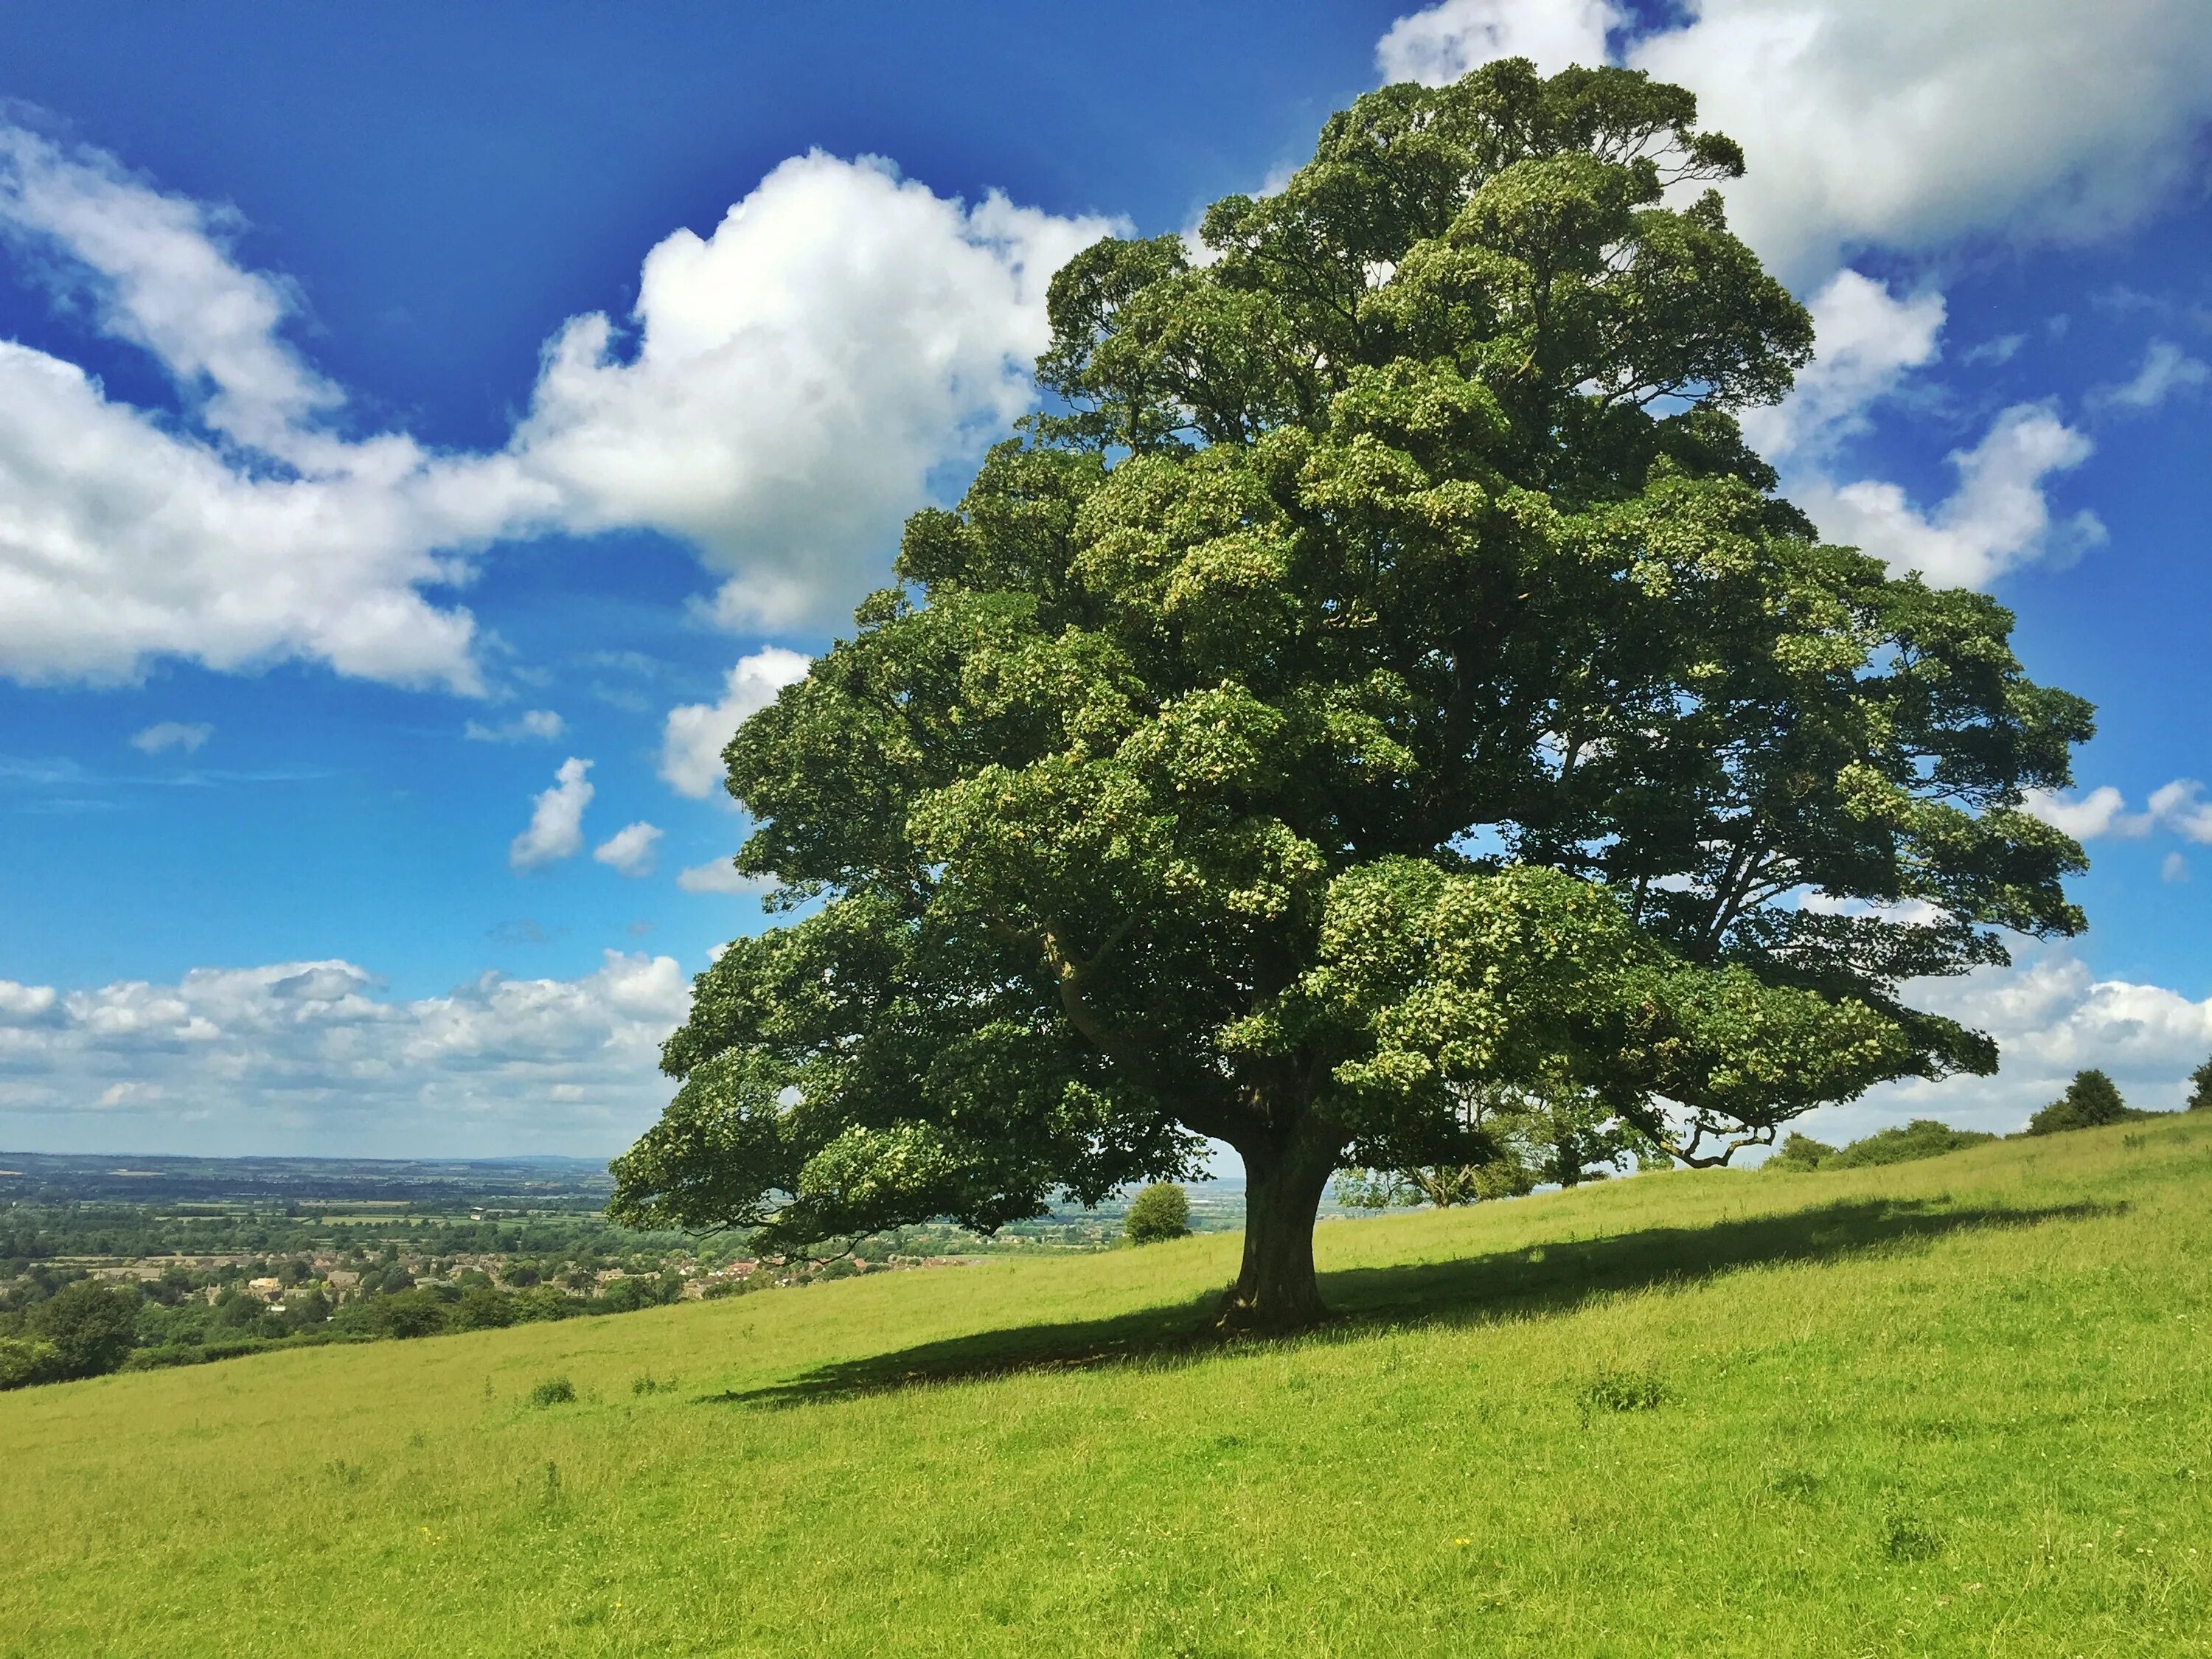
[2026,1069,2143,1136]
[611,60,2093,1327]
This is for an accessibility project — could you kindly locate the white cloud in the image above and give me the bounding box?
[1377,0,1621,82]
[0,981,59,1022]
[2090,338,2211,413]
[501,153,1118,632]
[675,859,774,896]
[2162,852,2189,884]
[660,646,810,799]
[2020,785,2148,841]
[0,125,340,459]
[464,709,565,743]
[0,950,691,1155]
[1790,402,2104,588]
[1624,1,2212,285]
[1738,271,1945,462]
[128,720,212,755]
[2146,779,2212,844]
[509,757,594,872]
[0,128,1116,690]
[1787,943,2212,1143]
[592,821,664,878]
[1962,333,2025,368]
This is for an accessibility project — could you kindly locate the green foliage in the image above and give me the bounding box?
[0,1335,63,1390]
[2027,1069,2146,1136]
[1123,1183,1191,1245]
[1577,1364,1669,1424]
[1764,1133,1836,1172]
[613,61,2092,1324]
[24,1279,139,1380]
[2187,1057,2212,1111]
[526,1376,576,1408]
[1823,1119,1999,1169]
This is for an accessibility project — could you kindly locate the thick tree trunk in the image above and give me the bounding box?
[1219,1121,1340,1332]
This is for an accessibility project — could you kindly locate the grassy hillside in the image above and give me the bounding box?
[4,1116,2209,1658]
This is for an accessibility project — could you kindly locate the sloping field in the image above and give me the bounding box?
[4,1117,2209,1658]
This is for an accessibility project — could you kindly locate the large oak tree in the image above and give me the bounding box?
[610,62,2092,1328]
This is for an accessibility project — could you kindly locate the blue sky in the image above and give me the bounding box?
[1,0,2209,1158]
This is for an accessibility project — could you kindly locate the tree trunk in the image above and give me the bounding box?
[1219,1121,1339,1332]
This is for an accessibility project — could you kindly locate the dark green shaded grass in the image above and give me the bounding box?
[4,1116,2210,1657]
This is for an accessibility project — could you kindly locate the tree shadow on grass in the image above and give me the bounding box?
[706,1196,2117,1409]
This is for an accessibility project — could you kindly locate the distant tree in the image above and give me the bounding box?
[25,1280,139,1379]
[1763,1133,1835,1172]
[1341,1082,1660,1206]
[374,1290,449,1339]
[611,60,2093,1328]
[0,1337,63,1391]
[451,1289,513,1331]
[1124,1183,1192,1245]
[282,1288,333,1329]
[2187,1058,2212,1111]
[2026,1069,2144,1135]
[1823,1119,1997,1169]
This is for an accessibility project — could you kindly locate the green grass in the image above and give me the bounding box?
[5,1117,2211,1658]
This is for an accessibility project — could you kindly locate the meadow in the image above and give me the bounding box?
[3,1115,2208,1658]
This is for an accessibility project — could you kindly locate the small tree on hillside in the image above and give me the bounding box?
[611,61,2093,1329]
[24,1280,138,1380]
[2186,1057,2212,1111]
[1124,1183,1192,1245]
[2026,1069,2140,1135]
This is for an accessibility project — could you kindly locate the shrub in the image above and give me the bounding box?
[2187,1057,2212,1112]
[1124,1183,1191,1245]
[1823,1119,1997,1169]
[0,1336,63,1390]
[527,1376,577,1408]
[1577,1366,1669,1425]
[2027,1069,2149,1136]
[1764,1133,1834,1172]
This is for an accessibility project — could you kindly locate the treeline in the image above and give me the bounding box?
[0,1206,693,1267]
[1771,1065,2209,1172]
[2,1263,698,1391]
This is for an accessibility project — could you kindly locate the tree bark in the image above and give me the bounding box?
[1219,1120,1340,1332]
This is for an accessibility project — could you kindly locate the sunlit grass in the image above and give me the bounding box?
[4,1116,2210,1656]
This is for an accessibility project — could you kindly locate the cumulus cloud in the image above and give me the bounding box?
[1377,0,1621,82]
[503,153,1116,632]
[1790,403,2104,588]
[0,951,690,1155]
[2021,779,2212,846]
[128,720,212,755]
[1624,1,2212,285]
[1791,944,2212,1144]
[1738,271,1945,463]
[2145,779,2212,844]
[592,821,664,878]
[0,126,1116,691]
[675,859,774,896]
[2090,338,2211,413]
[2020,785,2149,842]
[464,709,564,744]
[660,647,811,799]
[509,757,594,871]
[1384,1,2212,281]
